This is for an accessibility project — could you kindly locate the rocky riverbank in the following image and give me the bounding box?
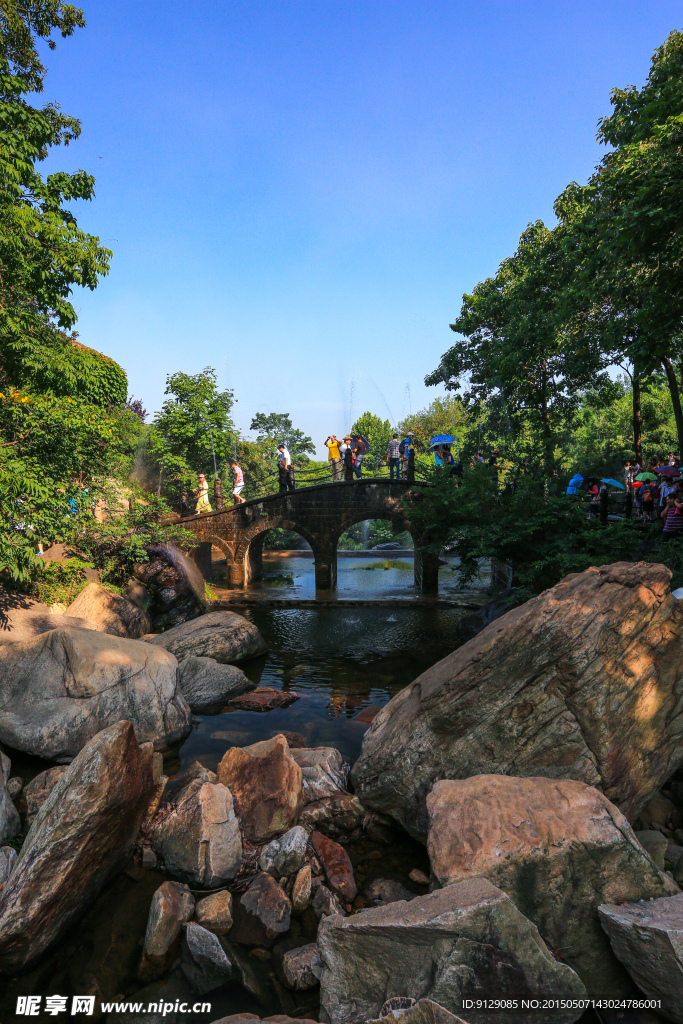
[0,562,682,1023]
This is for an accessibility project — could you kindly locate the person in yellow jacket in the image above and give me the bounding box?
[325,435,342,482]
[194,474,212,513]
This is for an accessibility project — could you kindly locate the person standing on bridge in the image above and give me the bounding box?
[343,441,354,482]
[194,473,212,514]
[325,435,343,482]
[278,443,295,492]
[231,461,245,504]
[387,433,401,479]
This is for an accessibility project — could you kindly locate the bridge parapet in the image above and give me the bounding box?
[168,479,440,592]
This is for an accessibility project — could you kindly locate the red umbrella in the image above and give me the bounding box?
[656,466,680,477]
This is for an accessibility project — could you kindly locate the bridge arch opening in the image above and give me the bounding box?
[236,520,316,588]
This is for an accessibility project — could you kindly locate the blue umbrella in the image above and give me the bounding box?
[601,478,625,489]
[429,434,456,448]
[566,473,583,495]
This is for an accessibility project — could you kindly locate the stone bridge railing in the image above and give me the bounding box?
[167,479,440,592]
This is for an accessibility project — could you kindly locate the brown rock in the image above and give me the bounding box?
[281,942,318,990]
[368,999,470,1024]
[598,894,683,1023]
[67,583,151,638]
[409,868,429,886]
[291,864,312,912]
[317,877,586,1024]
[312,884,345,919]
[23,766,69,828]
[311,831,357,901]
[217,734,303,843]
[138,881,195,982]
[226,687,300,712]
[194,890,233,935]
[426,775,679,996]
[146,610,267,664]
[230,872,291,947]
[0,721,154,973]
[352,562,683,837]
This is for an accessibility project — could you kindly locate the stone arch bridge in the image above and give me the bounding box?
[172,480,440,592]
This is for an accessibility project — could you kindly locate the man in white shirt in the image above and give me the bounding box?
[231,461,245,504]
[277,443,295,492]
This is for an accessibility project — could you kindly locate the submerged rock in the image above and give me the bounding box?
[317,877,586,1024]
[0,626,191,760]
[178,655,255,711]
[225,687,300,711]
[217,734,303,843]
[598,894,683,1023]
[352,562,683,838]
[67,582,151,638]
[0,721,154,973]
[426,775,679,996]
[146,610,267,664]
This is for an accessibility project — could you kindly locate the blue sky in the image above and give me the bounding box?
[41,1,682,455]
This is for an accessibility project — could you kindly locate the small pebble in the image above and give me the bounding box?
[409,868,429,885]
[250,947,271,960]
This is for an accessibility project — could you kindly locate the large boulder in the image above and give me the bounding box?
[67,583,151,639]
[217,734,303,843]
[426,775,679,996]
[317,876,586,1024]
[133,542,207,631]
[178,655,256,711]
[146,610,267,665]
[598,894,683,1023]
[23,766,69,828]
[0,626,191,760]
[352,562,683,838]
[0,721,154,973]
[150,774,242,887]
[0,588,93,645]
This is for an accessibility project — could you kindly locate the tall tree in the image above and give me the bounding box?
[249,411,314,461]
[351,410,392,471]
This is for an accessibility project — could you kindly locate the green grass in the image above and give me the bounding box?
[357,559,413,570]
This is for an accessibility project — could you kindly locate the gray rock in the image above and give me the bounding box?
[281,942,318,990]
[317,877,586,1024]
[0,626,191,761]
[666,844,683,868]
[599,894,683,1024]
[178,656,256,711]
[351,562,683,838]
[0,748,19,845]
[105,968,195,1024]
[635,829,668,869]
[290,746,346,803]
[364,878,414,907]
[24,766,69,828]
[151,779,241,888]
[181,922,234,995]
[139,881,195,982]
[313,884,345,920]
[194,891,233,935]
[259,825,308,877]
[146,610,267,664]
[0,845,17,884]
[6,777,22,800]
[142,847,158,870]
[0,721,154,973]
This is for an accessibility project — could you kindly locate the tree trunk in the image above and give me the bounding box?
[632,369,643,464]
[662,355,683,457]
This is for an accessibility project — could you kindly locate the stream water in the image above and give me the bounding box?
[0,554,646,1023]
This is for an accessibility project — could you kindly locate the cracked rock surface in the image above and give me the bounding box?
[351,562,683,838]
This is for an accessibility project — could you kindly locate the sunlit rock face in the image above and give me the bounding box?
[352,561,683,837]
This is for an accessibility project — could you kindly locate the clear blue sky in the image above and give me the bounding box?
[41,1,681,455]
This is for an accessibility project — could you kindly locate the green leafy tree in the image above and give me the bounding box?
[147,368,236,497]
[351,411,393,472]
[250,411,314,461]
